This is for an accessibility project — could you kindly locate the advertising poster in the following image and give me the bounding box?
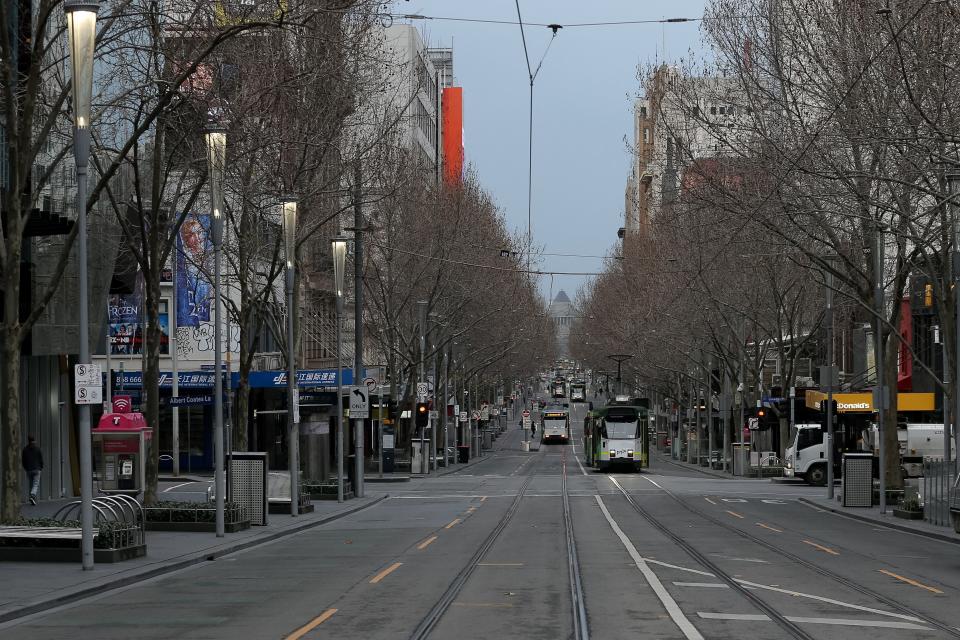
[176,214,213,327]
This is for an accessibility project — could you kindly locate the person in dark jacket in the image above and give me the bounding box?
[22,436,43,505]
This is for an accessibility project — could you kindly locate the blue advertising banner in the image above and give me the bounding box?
[176,214,213,327]
[110,368,361,389]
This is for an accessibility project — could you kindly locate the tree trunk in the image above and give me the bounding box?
[883,332,902,491]
[142,270,162,505]
[1,321,22,522]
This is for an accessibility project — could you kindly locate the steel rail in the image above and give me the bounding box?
[561,447,590,640]
[408,459,539,640]
[609,477,815,640]
[647,481,960,639]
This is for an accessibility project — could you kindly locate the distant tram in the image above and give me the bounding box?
[541,407,571,443]
[583,397,649,472]
[552,378,566,398]
[569,382,586,402]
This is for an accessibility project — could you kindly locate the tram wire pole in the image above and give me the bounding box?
[875,228,887,514]
[826,258,836,501]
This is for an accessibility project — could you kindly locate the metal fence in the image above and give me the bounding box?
[922,458,956,527]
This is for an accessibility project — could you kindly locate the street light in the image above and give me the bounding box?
[281,196,299,516]
[205,122,227,537]
[332,236,348,502]
[607,354,634,396]
[65,0,99,571]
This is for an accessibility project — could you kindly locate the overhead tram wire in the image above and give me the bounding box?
[389,14,707,27]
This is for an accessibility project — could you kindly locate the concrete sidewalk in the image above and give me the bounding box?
[0,493,387,624]
[800,495,960,545]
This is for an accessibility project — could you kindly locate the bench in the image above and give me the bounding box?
[0,526,88,540]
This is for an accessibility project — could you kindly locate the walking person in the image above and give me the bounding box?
[22,436,43,505]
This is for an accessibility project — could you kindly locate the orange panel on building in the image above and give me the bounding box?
[441,87,463,185]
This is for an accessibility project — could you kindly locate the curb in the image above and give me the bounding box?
[798,497,960,545]
[0,494,388,624]
[656,455,733,480]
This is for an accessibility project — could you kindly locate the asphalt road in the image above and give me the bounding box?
[5,398,960,639]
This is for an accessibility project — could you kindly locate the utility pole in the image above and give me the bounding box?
[706,353,714,469]
[826,259,836,500]
[353,162,365,498]
[875,229,887,514]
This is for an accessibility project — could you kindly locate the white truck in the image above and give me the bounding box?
[784,422,949,485]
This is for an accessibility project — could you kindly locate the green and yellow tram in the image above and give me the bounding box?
[583,397,649,472]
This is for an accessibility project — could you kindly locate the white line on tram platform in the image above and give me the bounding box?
[595,495,705,640]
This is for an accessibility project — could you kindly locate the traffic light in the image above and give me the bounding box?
[757,408,766,418]
[415,402,429,428]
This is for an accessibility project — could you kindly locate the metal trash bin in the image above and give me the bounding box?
[457,445,470,463]
[732,444,749,476]
[483,429,493,450]
[842,452,873,507]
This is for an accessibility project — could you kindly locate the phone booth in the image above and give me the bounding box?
[93,396,152,496]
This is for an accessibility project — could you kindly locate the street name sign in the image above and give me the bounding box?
[74,364,103,405]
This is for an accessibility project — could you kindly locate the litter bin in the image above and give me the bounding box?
[458,445,470,463]
[842,452,873,507]
[732,443,750,476]
[482,429,493,450]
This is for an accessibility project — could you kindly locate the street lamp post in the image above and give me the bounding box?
[282,196,299,516]
[65,0,99,570]
[205,123,227,537]
[332,237,348,502]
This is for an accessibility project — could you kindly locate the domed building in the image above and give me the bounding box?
[548,290,574,357]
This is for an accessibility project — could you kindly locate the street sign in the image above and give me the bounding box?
[416,382,428,398]
[472,410,481,421]
[292,388,301,424]
[364,376,378,391]
[429,410,439,420]
[523,416,531,429]
[74,364,102,405]
[459,411,468,423]
[350,387,370,419]
[480,406,490,421]
[748,417,759,431]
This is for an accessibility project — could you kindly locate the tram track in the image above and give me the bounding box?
[410,443,590,640]
[612,476,960,639]
[609,476,815,640]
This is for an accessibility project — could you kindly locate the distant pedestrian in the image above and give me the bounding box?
[22,436,43,505]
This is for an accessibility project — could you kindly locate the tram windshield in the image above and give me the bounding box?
[603,408,639,438]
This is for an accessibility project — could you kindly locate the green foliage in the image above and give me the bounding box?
[144,501,247,523]
[900,495,922,512]
[0,517,138,549]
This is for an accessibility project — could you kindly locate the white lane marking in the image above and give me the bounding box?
[704,497,717,505]
[570,443,588,476]
[641,476,663,489]
[643,559,715,577]
[735,580,924,623]
[711,556,768,564]
[595,495,704,640]
[674,582,729,588]
[163,481,197,493]
[696,612,931,630]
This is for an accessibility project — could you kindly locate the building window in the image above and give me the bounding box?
[710,106,717,115]
[639,106,647,117]
[719,106,726,115]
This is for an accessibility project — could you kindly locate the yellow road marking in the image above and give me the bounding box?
[467,507,477,513]
[285,608,337,640]
[445,518,461,529]
[725,510,744,519]
[417,535,438,550]
[704,497,717,505]
[369,562,403,584]
[756,522,783,533]
[451,602,515,608]
[879,569,944,594]
[480,496,488,502]
[802,540,839,556]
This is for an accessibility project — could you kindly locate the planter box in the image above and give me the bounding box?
[145,519,250,533]
[268,501,315,514]
[893,508,923,520]
[0,544,146,563]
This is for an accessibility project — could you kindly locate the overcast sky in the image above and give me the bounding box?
[395,1,707,302]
